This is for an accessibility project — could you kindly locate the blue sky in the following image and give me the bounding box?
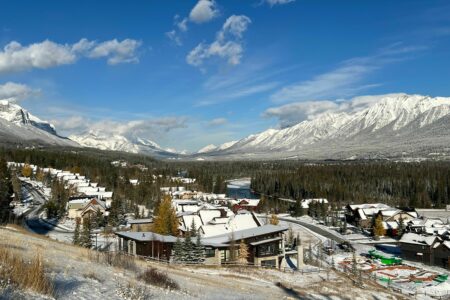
[0,0,449,152]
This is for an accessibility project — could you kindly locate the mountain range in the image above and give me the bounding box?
[194,93,450,160]
[0,93,449,160]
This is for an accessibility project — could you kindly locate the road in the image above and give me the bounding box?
[22,183,72,236]
[278,216,347,244]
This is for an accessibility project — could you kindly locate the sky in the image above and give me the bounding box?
[0,0,450,152]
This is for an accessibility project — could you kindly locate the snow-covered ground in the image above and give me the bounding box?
[0,226,408,300]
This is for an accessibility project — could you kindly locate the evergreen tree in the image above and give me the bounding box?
[181,232,194,263]
[73,217,81,245]
[80,218,93,248]
[192,233,205,263]
[172,236,183,262]
[0,158,12,224]
[397,215,405,237]
[189,219,197,238]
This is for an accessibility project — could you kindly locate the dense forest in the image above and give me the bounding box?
[251,162,450,209]
[0,147,449,224]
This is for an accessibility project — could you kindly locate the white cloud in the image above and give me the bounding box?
[54,115,188,141]
[271,44,426,104]
[0,82,39,102]
[166,30,182,46]
[265,0,295,6]
[0,38,142,73]
[187,15,251,67]
[208,117,227,126]
[84,39,142,65]
[177,17,189,32]
[189,0,219,24]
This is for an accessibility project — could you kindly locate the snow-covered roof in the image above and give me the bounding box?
[199,209,221,225]
[128,218,153,225]
[115,231,177,243]
[181,215,202,231]
[400,232,441,246]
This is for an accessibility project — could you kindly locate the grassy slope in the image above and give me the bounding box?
[0,226,406,300]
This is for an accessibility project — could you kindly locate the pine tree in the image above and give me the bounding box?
[182,232,194,263]
[192,233,205,263]
[172,236,183,262]
[397,215,405,237]
[80,218,93,248]
[238,239,249,265]
[189,219,197,238]
[73,217,81,245]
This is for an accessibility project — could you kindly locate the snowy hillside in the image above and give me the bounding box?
[0,100,78,147]
[203,94,450,160]
[70,130,179,157]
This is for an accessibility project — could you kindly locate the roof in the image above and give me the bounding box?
[198,209,221,225]
[128,218,153,224]
[400,232,441,246]
[250,237,282,246]
[203,224,288,246]
[115,231,178,243]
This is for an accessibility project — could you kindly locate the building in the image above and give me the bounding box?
[115,224,288,267]
[66,198,106,220]
[129,218,154,232]
[399,233,445,267]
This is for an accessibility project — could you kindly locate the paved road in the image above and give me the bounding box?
[22,183,72,235]
[278,216,347,244]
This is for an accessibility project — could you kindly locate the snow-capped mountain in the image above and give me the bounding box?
[0,100,78,147]
[69,131,179,157]
[197,140,238,154]
[203,94,450,160]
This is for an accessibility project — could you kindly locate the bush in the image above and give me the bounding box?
[138,267,178,290]
[88,250,137,271]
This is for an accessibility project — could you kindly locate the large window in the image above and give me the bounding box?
[257,243,277,257]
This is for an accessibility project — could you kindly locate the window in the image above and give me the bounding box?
[205,248,215,258]
[261,259,276,268]
[257,243,277,257]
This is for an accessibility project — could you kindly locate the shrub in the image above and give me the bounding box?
[138,267,178,290]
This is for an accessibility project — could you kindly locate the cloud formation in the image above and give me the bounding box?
[271,44,426,103]
[0,82,39,102]
[53,115,188,142]
[189,0,219,24]
[187,15,251,67]
[265,0,295,6]
[207,117,227,126]
[166,1,218,46]
[0,38,142,73]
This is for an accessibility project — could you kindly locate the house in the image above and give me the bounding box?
[232,199,260,213]
[346,203,394,228]
[399,233,443,267]
[129,218,153,232]
[115,224,288,267]
[66,198,106,220]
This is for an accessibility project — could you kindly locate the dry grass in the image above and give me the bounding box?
[0,246,53,296]
[88,249,138,271]
[83,270,102,282]
[138,267,179,290]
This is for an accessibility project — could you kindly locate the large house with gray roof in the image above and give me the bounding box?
[115,224,288,267]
